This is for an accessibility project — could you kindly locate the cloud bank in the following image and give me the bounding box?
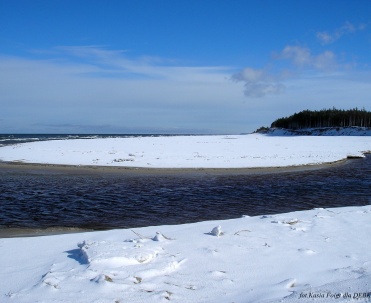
[1,40,370,133]
[0,46,249,134]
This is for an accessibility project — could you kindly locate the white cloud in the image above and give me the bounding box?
[48,45,230,83]
[231,68,284,98]
[316,22,366,45]
[279,45,312,67]
[0,49,235,107]
[279,45,337,71]
[232,45,339,98]
[313,51,337,71]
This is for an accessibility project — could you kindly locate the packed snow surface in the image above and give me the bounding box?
[1,133,371,168]
[1,206,371,302]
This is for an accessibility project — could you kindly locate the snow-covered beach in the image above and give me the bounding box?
[1,133,371,169]
[1,206,371,303]
[1,133,371,302]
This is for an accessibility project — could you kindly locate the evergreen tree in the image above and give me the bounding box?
[271,108,371,129]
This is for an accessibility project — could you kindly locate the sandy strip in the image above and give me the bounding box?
[0,158,350,176]
[0,227,94,239]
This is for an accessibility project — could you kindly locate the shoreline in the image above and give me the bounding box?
[0,157,351,176]
[0,227,95,239]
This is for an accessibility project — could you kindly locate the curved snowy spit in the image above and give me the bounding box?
[1,134,371,168]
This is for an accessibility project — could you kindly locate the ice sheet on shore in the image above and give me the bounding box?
[1,134,371,168]
[1,206,370,302]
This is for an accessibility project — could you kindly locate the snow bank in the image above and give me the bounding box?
[263,126,371,136]
[1,134,371,168]
[1,206,370,302]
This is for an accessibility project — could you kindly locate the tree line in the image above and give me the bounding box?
[271,108,371,129]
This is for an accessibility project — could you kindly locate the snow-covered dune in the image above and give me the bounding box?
[1,134,371,168]
[262,126,371,136]
[1,205,370,302]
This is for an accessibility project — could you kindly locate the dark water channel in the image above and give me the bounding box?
[0,156,370,231]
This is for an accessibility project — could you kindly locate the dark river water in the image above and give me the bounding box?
[0,152,370,231]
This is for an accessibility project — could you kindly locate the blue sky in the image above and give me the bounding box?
[1,0,371,134]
